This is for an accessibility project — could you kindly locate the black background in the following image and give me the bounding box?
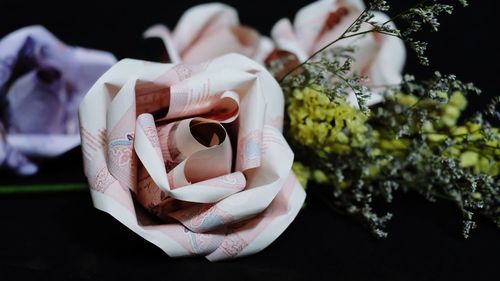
[1,1,499,280]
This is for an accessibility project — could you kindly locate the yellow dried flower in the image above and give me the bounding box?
[292,162,311,189]
[288,86,369,155]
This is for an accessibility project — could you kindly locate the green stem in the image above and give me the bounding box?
[0,183,87,194]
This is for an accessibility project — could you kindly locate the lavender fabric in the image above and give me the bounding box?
[0,26,116,175]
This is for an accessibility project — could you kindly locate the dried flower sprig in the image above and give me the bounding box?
[278,0,469,107]
[276,0,499,237]
[287,74,499,237]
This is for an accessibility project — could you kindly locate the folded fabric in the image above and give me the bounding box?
[0,25,116,175]
[143,3,273,64]
[79,54,306,260]
[0,122,37,175]
[271,0,406,105]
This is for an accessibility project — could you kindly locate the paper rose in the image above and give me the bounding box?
[0,26,116,175]
[271,0,406,105]
[79,54,306,260]
[143,3,273,64]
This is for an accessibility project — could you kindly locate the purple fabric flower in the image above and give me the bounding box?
[0,26,116,175]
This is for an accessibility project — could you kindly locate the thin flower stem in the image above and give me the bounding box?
[279,0,442,84]
[279,8,372,83]
[382,0,431,25]
[279,30,375,83]
[332,72,358,94]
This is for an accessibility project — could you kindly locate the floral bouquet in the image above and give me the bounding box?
[272,0,499,238]
[2,0,498,261]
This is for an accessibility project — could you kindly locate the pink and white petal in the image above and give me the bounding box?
[173,3,238,53]
[271,18,309,62]
[367,12,406,87]
[143,24,182,64]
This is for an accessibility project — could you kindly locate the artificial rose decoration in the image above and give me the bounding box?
[0,26,116,174]
[0,123,35,175]
[271,0,406,105]
[143,3,273,64]
[79,54,305,261]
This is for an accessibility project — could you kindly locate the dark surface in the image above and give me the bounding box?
[0,172,499,281]
[1,0,499,280]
